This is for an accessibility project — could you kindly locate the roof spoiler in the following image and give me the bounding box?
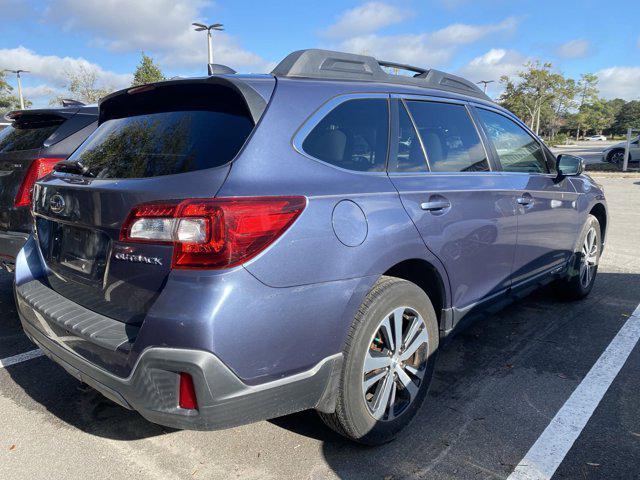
[208,63,237,75]
[5,107,79,123]
[99,76,270,124]
[271,49,489,100]
[60,98,86,107]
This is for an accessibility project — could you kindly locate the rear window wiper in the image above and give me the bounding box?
[53,159,95,177]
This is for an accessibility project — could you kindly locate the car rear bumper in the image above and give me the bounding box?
[17,288,342,430]
[0,230,29,271]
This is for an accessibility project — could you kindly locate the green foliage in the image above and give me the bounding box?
[547,133,569,147]
[613,101,640,133]
[498,62,576,136]
[499,64,638,139]
[132,53,165,87]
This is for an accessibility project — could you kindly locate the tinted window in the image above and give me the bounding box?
[70,110,253,179]
[406,101,489,173]
[0,124,60,153]
[302,98,389,172]
[389,102,427,173]
[477,109,548,173]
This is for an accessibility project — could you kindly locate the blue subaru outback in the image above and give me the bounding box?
[15,49,607,444]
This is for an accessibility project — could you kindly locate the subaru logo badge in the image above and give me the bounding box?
[49,194,65,214]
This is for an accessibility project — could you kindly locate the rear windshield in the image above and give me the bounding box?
[69,84,255,179]
[0,123,60,153]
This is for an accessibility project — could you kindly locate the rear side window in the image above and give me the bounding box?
[405,101,489,173]
[0,124,60,153]
[477,109,548,174]
[302,98,389,172]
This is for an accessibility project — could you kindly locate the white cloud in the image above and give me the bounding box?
[332,16,519,68]
[323,2,411,38]
[0,46,131,89]
[44,0,271,72]
[596,66,640,100]
[21,84,60,101]
[459,48,527,81]
[557,39,590,59]
[430,17,518,45]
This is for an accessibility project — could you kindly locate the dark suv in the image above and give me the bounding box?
[0,105,97,271]
[15,50,607,445]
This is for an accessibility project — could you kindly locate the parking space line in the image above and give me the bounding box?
[0,349,44,369]
[508,304,640,480]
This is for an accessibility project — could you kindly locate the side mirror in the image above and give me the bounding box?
[556,154,585,177]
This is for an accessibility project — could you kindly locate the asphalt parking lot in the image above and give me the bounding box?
[1,176,639,480]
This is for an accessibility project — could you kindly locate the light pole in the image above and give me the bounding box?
[477,80,495,94]
[3,69,29,109]
[192,22,224,74]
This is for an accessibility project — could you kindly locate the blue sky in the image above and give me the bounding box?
[1,0,639,107]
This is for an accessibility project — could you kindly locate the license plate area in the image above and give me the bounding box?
[36,217,110,280]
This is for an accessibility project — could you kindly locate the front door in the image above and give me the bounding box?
[474,107,580,286]
[389,98,518,314]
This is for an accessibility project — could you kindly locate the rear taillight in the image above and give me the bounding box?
[15,157,64,207]
[120,196,307,270]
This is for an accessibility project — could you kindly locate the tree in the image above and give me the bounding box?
[498,62,570,136]
[51,65,113,106]
[573,73,599,139]
[131,52,165,86]
[0,71,23,115]
[613,101,640,133]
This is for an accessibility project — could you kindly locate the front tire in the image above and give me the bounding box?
[319,276,439,445]
[607,149,626,164]
[557,214,602,300]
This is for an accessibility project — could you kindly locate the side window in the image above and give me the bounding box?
[388,102,427,173]
[405,101,489,173]
[477,109,548,174]
[302,98,389,172]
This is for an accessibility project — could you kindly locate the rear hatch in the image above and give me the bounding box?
[33,77,274,324]
[0,112,69,232]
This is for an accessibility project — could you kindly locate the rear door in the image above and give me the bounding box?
[389,97,518,315]
[32,81,263,324]
[473,106,580,286]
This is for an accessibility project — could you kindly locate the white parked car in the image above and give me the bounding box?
[585,135,607,141]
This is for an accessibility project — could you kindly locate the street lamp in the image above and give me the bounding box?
[192,22,224,75]
[476,80,495,94]
[3,69,29,109]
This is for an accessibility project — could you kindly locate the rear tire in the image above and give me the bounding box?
[556,214,602,300]
[319,276,439,445]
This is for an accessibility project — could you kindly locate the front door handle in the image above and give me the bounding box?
[517,193,534,206]
[421,200,451,211]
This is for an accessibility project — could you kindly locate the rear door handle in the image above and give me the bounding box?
[517,193,534,206]
[420,200,451,211]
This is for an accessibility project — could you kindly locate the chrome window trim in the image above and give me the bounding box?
[291,92,391,176]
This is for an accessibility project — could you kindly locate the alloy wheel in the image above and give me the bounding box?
[362,307,429,421]
[580,226,599,288]
[611,151,625,163]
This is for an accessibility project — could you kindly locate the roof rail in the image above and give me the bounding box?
[271,49,489,100]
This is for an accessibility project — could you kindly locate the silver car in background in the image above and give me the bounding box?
[603,136,639,163]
